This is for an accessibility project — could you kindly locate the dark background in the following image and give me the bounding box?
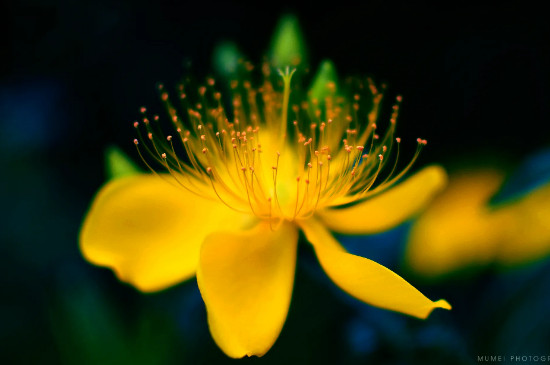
[2,1,550,364]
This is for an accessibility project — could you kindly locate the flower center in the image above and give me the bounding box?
[133,62,426,227]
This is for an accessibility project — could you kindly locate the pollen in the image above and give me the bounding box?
[132,63,427,223]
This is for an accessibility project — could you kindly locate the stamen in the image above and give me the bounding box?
[133,64,427,220]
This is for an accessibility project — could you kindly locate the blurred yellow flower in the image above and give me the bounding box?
[80,65,450,358]
[406,168,550,279]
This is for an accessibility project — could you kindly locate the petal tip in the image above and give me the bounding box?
[417,299,452,320]
[219,345,267,359]
[428,165,449,191]
[435,299,452,310]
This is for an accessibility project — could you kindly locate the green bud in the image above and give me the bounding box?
[270,14,307,68]
[308,60,339,103]
[212,41,242,78]
[105,145,140,180]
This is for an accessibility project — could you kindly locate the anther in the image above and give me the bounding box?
[202,148,208,154]
[161,153,167,159]
[379,154,383,161]
[167,135,172,141]
[133,121,139,128]
[396,137,401,143]
[133,139,139,145]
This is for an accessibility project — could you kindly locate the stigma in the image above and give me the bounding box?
[133,62,426,226]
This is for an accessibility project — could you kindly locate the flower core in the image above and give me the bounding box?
[133,63,426,225]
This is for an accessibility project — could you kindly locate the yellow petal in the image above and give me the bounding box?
[497,183,550,266]
[317,165,447,234]
[80,174,251,292]
[197,222,298,358]
[405,170,510,277]
[299,218,451,319]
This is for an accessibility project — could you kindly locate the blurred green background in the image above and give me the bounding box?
[3,1,550,364]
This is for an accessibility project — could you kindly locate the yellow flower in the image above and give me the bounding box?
[406,168,550,279]
[80,64,451,358]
